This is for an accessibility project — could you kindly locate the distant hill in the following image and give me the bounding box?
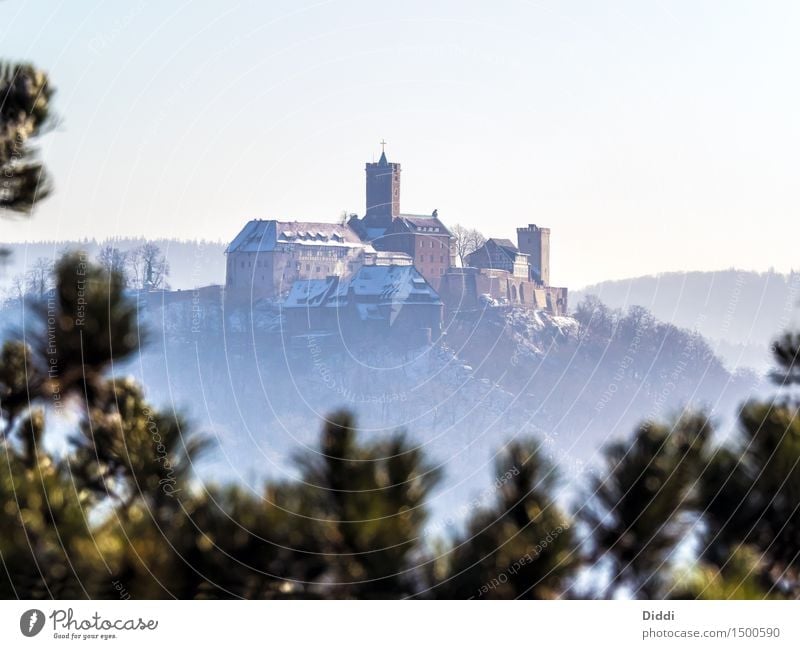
[572,270,800,371]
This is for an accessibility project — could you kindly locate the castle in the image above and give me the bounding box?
[439,224,567,314]
[225,147,567,326]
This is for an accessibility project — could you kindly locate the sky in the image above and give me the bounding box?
[1,0,798,288]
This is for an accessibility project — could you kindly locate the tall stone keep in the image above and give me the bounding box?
[364,149,400,229]
[516,224,550,286]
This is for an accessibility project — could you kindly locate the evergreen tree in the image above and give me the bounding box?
[286,411,444,597]
[0,255,187,597]
[582,414,711,598]
[435,441,579,599]
[0,61,53,214]
[693,332,800,597]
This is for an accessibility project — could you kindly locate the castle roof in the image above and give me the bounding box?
[465,238,523,269]
[389,214,451,236]
[349,265,441,305]
[281,265,441,313]
[282,276,340,308]
[487,238,518,258]
[227,220,370,253]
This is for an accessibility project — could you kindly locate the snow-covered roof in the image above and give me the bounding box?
[392,214,452,236]
[227,220,370,253]
[282,265,441,313]
[349,265,441,305]
[282,277,339,308]
[326,279,350,308]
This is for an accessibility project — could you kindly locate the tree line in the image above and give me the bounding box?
[3,243,170,300]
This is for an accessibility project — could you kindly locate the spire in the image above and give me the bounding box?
[378,139,387,165]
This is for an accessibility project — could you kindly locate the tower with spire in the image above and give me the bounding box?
[364,140,401,228]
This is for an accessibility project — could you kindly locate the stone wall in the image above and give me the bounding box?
[439,267,568,315]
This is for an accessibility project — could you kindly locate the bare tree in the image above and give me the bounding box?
[7,273,26,301]
[127,242,169,290]
[451,224,486,267]
[97,244,128,285]
[26,256,54,298]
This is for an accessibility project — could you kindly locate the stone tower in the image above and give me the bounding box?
[364,147,400,228]
[516,224,550,286]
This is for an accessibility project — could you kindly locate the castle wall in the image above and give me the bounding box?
[283,299,442,346]
[226,246,366,302]
[440,267,568,315]
[226,251,274,301]
[438,268,479,311]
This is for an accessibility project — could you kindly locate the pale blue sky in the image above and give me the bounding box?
[1,0,798,288]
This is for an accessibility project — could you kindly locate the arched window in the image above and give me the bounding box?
[519,284,526,303]
[511,285,517,302]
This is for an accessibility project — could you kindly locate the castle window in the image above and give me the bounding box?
[306,264,310,271]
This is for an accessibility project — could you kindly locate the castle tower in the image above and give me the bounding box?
[516,224,550,286]
[364,142,400,228]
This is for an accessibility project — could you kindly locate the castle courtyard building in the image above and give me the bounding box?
[225,220,374,301]
[372,213,452,290]
[466,238,530,278]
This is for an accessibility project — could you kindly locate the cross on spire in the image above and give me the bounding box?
[380,139,386,153]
